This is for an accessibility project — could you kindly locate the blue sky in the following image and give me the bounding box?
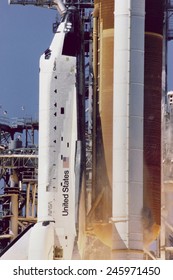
[0,1,57,120]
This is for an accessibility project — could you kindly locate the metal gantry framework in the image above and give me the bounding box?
[0,117,38,252]
[160,0,173,260]
[162,93,173,260]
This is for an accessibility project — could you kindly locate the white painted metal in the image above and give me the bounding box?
[0,227,33,260]
[23,9,79,259]
[28,222,55,259]
[112,0,145,259]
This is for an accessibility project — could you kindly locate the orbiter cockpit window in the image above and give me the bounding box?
[44,48,51,60]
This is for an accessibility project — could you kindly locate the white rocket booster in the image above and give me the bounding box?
[112,0,145,259]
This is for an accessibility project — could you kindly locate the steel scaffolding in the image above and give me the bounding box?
[160,0,173,260]
[0,117,38,252]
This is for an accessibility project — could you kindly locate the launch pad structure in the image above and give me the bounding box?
[1,0,173,260]
[0,116,38,251]
[160,0,173,260]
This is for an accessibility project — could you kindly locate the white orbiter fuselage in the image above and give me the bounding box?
[29,7,83,260]
[0,7,82,260]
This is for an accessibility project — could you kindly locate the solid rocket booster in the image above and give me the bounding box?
[112,0,145,259]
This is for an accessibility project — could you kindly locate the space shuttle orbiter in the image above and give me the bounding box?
[0,5,83,260]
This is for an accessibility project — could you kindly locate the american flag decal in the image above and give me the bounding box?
[63,157,69,168]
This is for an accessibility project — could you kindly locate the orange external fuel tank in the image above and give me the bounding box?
[92,0,114,222]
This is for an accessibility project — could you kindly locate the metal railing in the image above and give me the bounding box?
[0,116,10,127]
